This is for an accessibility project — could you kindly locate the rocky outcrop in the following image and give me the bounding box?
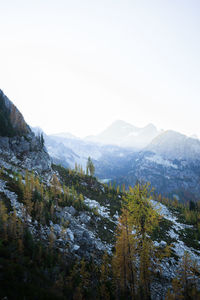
[0,90,52,174]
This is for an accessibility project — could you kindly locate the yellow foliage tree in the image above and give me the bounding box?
[112,207,136,299]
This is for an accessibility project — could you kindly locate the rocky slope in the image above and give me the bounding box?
[0,91,120,261]
[0,90,51,175]
[0,91,200,299]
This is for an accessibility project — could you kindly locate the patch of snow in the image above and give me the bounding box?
[151,200,200,265]
[154,240,167,248]
[113,211,119,220]
[128,131,139,137]
[99,178,111,184]
[151,200,192,231]
[146,154,178,169]
[118,153,124,157]
[173,241,200,262]
[73,244,80,251]
[168,229,179,240]
[84,198,110,218]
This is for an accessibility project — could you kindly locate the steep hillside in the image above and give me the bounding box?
[0,91,199,299]
[0,89,31,137]
[0,164,200,299]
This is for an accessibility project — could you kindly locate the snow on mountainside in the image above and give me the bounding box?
[0,90,200,299]
[146,130,200,161]
[151,200,200,262]
[0,91,118,261]
[85,120,160,148]
[35,128,134,171]
[104,148,200,201]
[49,135,103,160]
[51,132,79,140]
[151,200,200,266]
[31,124,200,201]
[31,127,82,169]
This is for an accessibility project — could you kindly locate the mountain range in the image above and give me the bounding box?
[85,119,160,148]
[0,89,200,299]
[32,119,200,202]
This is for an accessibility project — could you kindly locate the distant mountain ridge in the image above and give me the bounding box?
[51,132,79,140]
[0,93,200,299]
[39,121,200,202]
[85,120,160,148]
[146,130,200,161]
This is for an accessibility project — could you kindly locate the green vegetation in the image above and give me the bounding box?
[53,164,122,217]
[0,165,200,299]
[112,183,170,300]
[0,96,17,137]
[156,194,200,240]
[0,95,29,137]
[166,252,200,300]
[86,156,95,176]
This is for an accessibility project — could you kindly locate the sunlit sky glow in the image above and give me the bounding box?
[0,0,200,138]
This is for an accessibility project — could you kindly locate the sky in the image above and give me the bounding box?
[0,0,200,138]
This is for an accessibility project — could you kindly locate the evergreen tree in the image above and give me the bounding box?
[166,252,200,300]
[100,253,111,300]
[113,183,164,300]
[86,157,95,176]
[112,207,136,299]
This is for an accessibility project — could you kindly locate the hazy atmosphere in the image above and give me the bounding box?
[0,0,200,137]
[1,2,200,299]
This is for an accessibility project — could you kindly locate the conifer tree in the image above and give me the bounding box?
[112,207,136,299]
[113,183,164,300]
[126,183,160,300]
[166,252,200,300]
[23,184,33,223]
[86,157,95,176]
[100,253,111,300]
[0,200,8,240]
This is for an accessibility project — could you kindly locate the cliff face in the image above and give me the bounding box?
[0,90,31,137]
[0,90,51,174]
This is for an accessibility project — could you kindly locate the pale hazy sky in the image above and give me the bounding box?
[0,0,200,137]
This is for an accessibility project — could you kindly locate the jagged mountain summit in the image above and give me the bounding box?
[85,119,160,148]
